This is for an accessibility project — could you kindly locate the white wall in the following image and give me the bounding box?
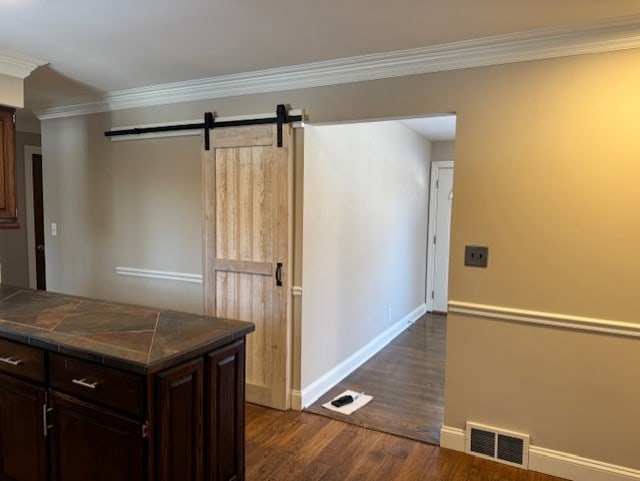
[432,140,455,161]
[301,121,431,389]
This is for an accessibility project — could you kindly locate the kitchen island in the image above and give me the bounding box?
[0,285,254,481]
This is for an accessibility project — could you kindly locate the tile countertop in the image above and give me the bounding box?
[0,285,255,375]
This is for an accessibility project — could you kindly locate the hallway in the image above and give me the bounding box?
[306,313,446,445]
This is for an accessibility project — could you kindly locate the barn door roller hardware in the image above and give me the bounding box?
[104,104,302,150]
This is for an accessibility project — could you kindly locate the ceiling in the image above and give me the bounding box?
[1,1,638,111]
[399,116,456,141]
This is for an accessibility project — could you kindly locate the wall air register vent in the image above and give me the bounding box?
[466,422,529,468]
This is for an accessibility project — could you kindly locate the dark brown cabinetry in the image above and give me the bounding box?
[206,340,245,481]
[156,358,204,481]
[0,374,47,481]
[0,336,247,481]
[49,392,144,481]
[0,106,17,226]
[0,339,47,481]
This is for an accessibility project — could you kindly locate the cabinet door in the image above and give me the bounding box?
[206,340,245,481]
[0,374,46,481]
[156,358,203,481]
[49,392,144,481]
[0,107,17,223]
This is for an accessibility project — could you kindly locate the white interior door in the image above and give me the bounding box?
[427,161,454,313]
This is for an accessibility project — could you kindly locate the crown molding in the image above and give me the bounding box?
[0,49,47,79]
[34,14,640,120]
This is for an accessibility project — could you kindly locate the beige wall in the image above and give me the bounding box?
[445,313,640,468]
[39,48,640,469]
[442,49,640,469]
[301,121,431,388]
[0,74,23,108]
[0,131,41,286]
[41,115,203,312]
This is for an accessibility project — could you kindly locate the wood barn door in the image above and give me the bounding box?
[202,124,292,410]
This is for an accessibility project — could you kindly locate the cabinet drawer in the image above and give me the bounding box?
[49,354,144,416]
[0,338,45,383]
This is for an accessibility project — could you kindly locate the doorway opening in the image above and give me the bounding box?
[24,145,46,290]
[301,113,456,444]
[427,160,454,313]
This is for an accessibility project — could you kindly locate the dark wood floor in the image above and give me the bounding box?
[305,313,445,444]
[246,403,567,481]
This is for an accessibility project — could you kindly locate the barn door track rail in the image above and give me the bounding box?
[104,104,302,149]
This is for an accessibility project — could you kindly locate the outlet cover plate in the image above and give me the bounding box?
[465,246,488,267]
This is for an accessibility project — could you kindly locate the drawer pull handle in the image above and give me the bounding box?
[0,356,23,366]
[72,378,100,390]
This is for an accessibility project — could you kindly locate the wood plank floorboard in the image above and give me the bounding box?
[305,313,446,444]
[246,403,568,481]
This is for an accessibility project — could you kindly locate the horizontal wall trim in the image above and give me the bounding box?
[440,426,640,481]
[33,14,640,119]
[299,303,426,408]
[115,266,202,284]
[448,301,640,339]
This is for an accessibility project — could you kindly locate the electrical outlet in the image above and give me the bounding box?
[465,246,488,267]
[51,223,57,236]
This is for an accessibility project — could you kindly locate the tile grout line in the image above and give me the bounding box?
[48,299,85,332]
[147,312,161,364]
[0,289,23,303]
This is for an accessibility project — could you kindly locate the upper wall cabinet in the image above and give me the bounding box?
[0,106,17,227]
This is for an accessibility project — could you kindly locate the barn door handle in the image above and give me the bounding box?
[275,263,283,287]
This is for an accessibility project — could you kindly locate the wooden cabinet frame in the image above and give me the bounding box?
[0,107,17,226]
[0,336,248,481]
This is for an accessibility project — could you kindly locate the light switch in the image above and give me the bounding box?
[51,223,57,236]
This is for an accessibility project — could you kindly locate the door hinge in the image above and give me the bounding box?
[431,291,434,299]
[436,179,439,189]
[142,420,149,439]
[433,235,436,244]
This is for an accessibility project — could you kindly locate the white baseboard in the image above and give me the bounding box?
[529,447,640,481]
[440,425,640,481]
[298,303,426,409]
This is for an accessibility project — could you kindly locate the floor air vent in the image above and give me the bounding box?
[466,422,529,468]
